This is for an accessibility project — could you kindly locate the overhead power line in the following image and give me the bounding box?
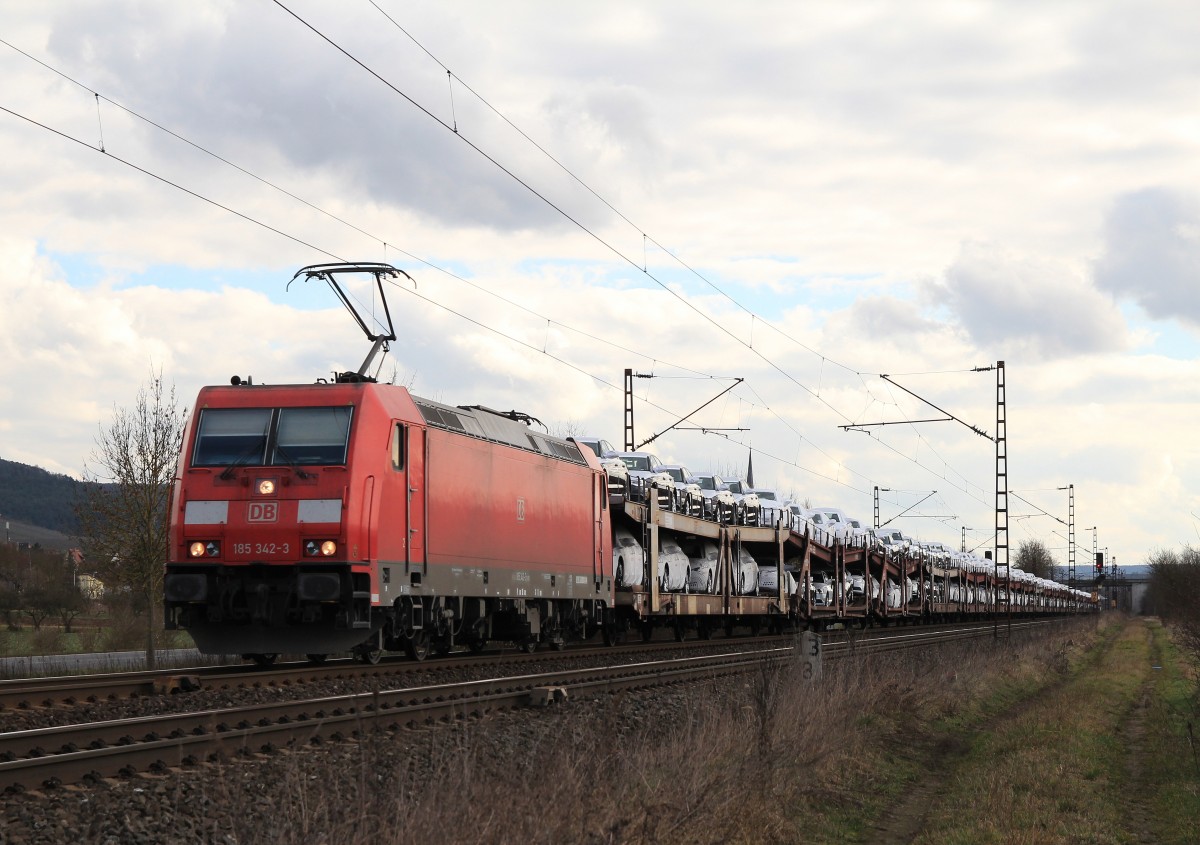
[0,27,998,525]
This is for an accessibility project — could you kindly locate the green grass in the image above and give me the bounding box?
[1141,621,1200,844]
[895,617,1200,845]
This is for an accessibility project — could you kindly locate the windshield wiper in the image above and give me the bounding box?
[218,436,268,480]
[272,443,315,480]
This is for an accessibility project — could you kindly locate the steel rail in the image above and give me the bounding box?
[0,636,790,711]
[0,617,1071,712]
[0,618,1073,793]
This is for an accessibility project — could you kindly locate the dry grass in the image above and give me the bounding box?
[156,620,1103,845]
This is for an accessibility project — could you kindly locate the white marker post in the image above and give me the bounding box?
[800,630,822,682]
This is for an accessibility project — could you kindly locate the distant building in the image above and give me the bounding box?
[77,573,105,600]
[66,550,105,599]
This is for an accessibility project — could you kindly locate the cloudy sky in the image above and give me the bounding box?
[3,0,1199,568]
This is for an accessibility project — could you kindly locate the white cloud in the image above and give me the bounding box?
[2,1,1200,569]
[925,242,1129,359]
[1094,187,1200,327]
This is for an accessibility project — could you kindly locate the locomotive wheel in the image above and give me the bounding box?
[305,653,328,665]
[404,632,430,661]
[247,653,278,667]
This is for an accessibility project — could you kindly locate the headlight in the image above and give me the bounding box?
[189,541,220,558]
[304,540,338,557]
[256,478,277,496]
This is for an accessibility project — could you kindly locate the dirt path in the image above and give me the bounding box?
[1117,623,1168,845]
[861,621,1127,845]
[862,733,972,845]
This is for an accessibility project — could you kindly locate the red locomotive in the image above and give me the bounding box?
[164,264,613,663]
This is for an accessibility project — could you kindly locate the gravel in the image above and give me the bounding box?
[0,642,771,844]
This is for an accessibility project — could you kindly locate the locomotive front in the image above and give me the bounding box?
[163,381,381,661]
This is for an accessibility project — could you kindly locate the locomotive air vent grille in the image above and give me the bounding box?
[415,402,465,432]
[548,440,579,461]
[526,434,584,463]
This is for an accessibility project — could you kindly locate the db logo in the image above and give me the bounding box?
[247,502,279,523]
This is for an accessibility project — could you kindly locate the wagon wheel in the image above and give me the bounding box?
[520,637,540,654]
[697,621,712,640]
[404,631,430,661]
[673,620,686,642]
[247,653,278,667]
[641,621,654,642]
[305,653,328,665]
[355,645,384,665]
[467,635,488,654]
[603,620,626,646]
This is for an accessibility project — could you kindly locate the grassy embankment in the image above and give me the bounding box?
[8,616,1195,845]
[900,616,1199,845]
[178,617,1131,844]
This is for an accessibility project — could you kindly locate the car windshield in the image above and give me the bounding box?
[662,467,684,482]
[757,490,777,500]
[621,455,651,471]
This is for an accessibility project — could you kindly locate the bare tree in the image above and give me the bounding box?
[1014,539,1055,579]
[76,372,187,669]
[1145,546,1200,649]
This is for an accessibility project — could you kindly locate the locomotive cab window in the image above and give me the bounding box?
[391,423,406,470]
[272,407,352,466]
[193,408,272,466]
[193,406,352,468]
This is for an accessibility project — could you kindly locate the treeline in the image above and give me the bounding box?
[0,544,88,632]
[0,458,83,534]
[1144,546,1200,647]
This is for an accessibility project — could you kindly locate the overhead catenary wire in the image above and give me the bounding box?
[364,0,865,381]
[0,26,1005,538]
[270,0,863,425]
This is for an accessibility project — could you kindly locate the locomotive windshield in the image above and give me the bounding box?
[193,407,353,467]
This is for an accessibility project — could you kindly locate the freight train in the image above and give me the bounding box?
[162,263,1095,664]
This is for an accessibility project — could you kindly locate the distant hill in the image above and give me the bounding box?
[0,516,76,551]
[0,458,83,535]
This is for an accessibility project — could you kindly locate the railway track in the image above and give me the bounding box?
[0,634,788,712]
[0,617,1068,793]
[0,616,1061,712]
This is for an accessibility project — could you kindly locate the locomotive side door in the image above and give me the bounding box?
[389,422,427,575]
[407,424,427,573]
